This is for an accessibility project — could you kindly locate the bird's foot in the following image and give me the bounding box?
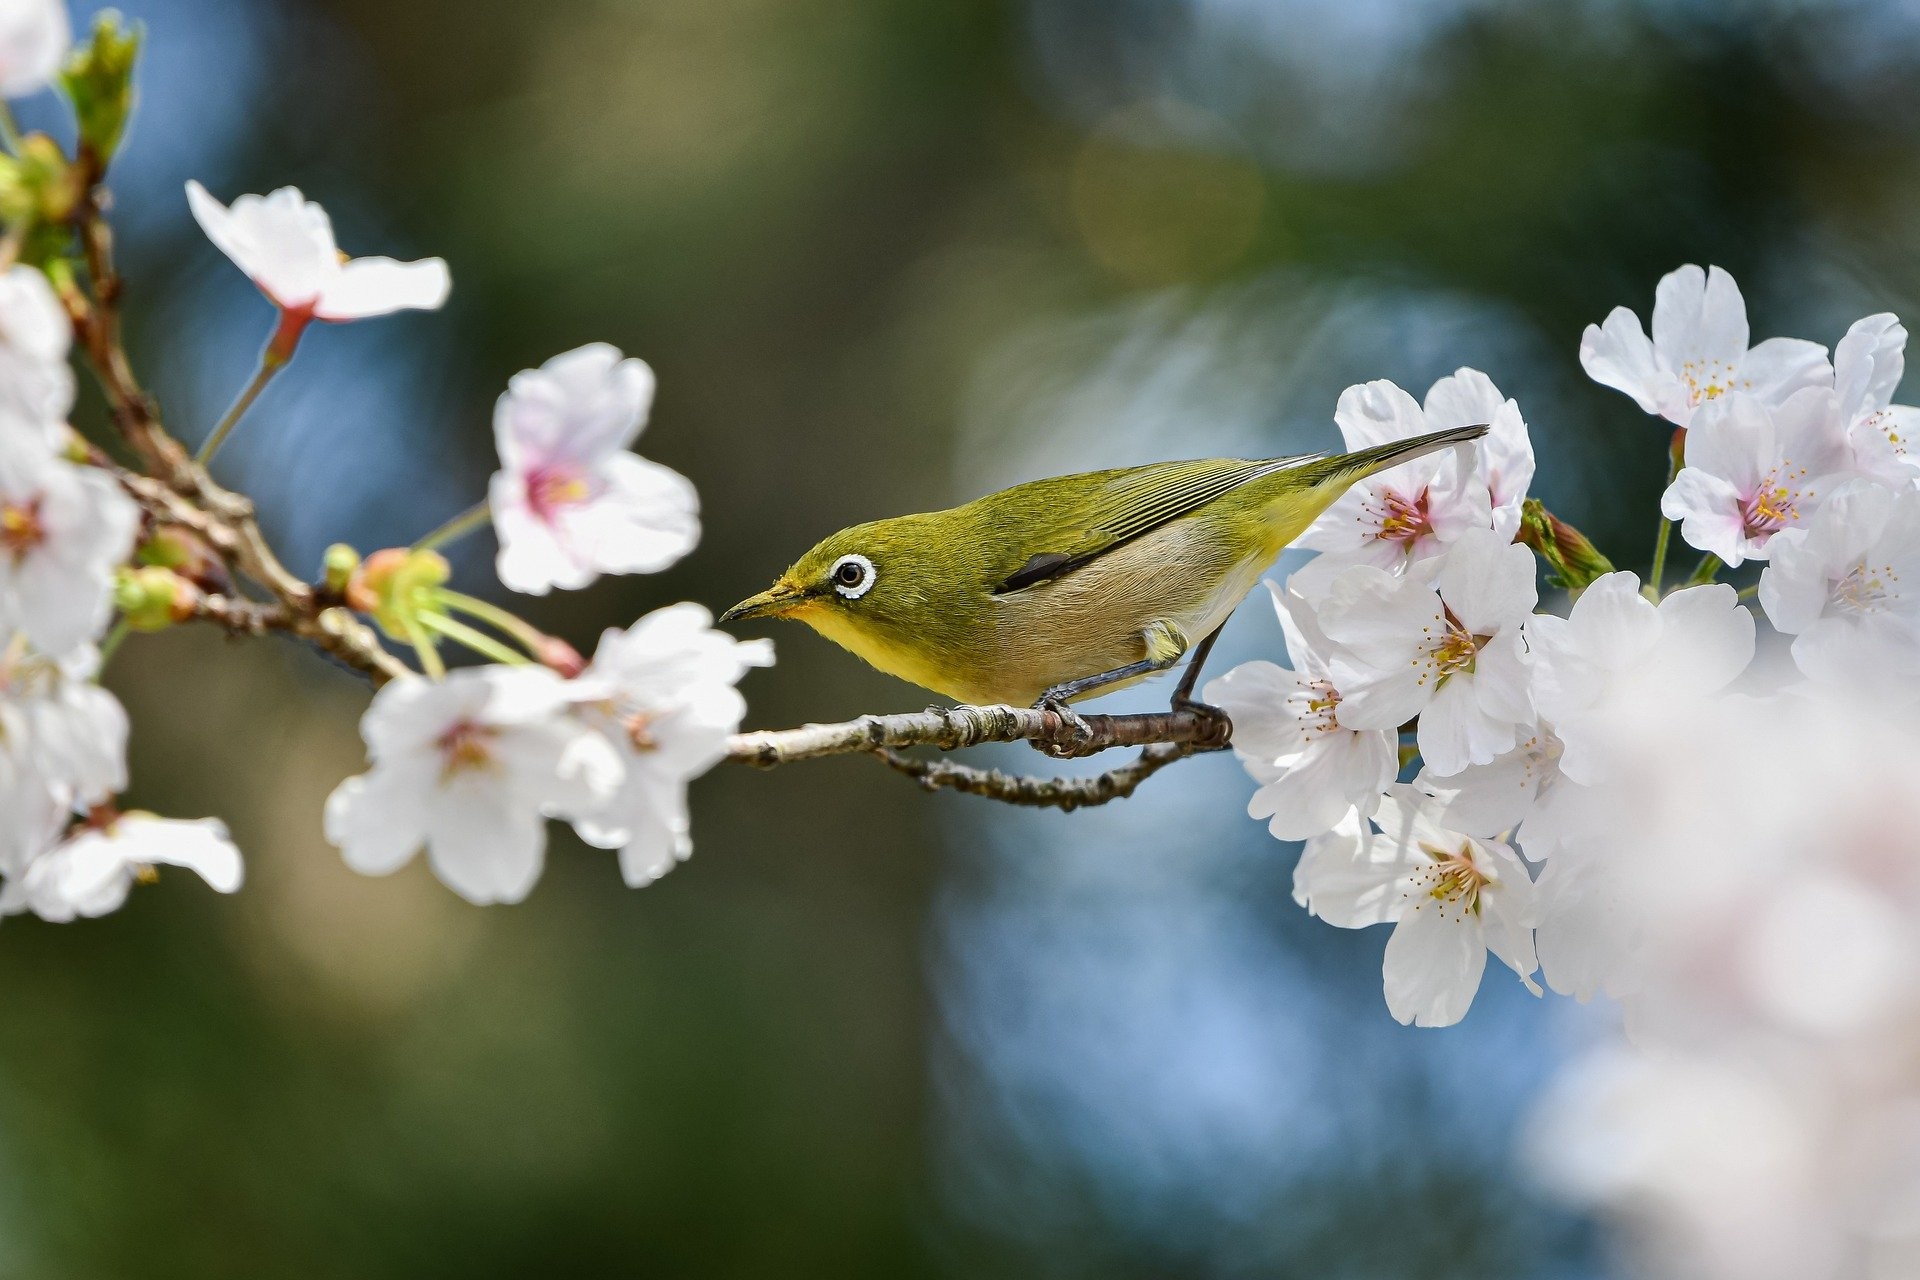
[1032,692,1095,758]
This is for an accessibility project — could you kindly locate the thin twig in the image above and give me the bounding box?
[871,740,1203,811]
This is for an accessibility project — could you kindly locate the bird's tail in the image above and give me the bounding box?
[1297,422,1490,491]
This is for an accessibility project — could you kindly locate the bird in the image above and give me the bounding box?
[720,423,1488,717]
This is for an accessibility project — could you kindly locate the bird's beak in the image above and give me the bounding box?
[720,582,807,624]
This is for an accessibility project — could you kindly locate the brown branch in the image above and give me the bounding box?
[725,703,1232,810]
[72,186,409,686]
[65,178,1225,811]
[872,741,1202,811]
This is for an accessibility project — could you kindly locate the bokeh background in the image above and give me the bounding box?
[7,0,1920,1274]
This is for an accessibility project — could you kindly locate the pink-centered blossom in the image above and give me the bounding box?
[324,666,622,905]
[1759,478,1920,697]
[488,344,700,596]
[1315,527,1538,775]
[567,604,773,887]
[0,432,139,657]
[1295,786,1539,1027]
[1204,581,1396,841]
[1831,312,1920,487]
[1660,389,1854,567]
[1296,370,1528,583]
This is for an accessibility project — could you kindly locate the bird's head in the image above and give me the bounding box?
[720,516,942,634]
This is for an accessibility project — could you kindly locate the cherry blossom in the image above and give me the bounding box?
[1758,479,1920,697]
[1295,370,1527,583]
[185,181,451,358]
[488,343,701,595]
[1417,724,1585,859]
[1659,389,1853,566]
[0,264,75,432]
[566,604,773,887]
[324,666,622,905]
[0,639,128,879]
[1315,527,1537,775]
[1295,786,1538,1027]
[1205,582,1396,841]
[1527,572,1753,785]
[1832,312,1920,487]
[1579,263,1830,427]
[0,434,139,657]
[9,815,243,922]
[0,0,69,99]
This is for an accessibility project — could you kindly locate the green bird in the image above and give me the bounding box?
[720,423,1487,712]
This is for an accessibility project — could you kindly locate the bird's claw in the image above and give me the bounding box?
[1032,694,1094,758]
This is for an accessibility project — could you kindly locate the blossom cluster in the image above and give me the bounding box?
[0,0,771,913]
[1212,262,1919,1029]
[1211,263,1920,1276]
[0,257,241,917]
[198,198,767,905]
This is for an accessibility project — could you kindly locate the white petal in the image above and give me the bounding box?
[553,453,701,577]
[0,0,71,98]
[314,256,451,320]
[1383,906,1487,1027]
[1755,530,1826,636]
[1332,379,1427,450]
[1652,263,1747,366]
[1649,584,1755,694]
[1739,337,1834,409]
[1417,672,1520,775]
[1433,528,1538,632]
[1662,467,1751,566]
[1579,308,1668,417]
[1292,817,1414,928]
[323,772,426,877]
[1834,312,1906,423]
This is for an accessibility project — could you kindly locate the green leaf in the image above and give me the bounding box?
[59,11,143,170]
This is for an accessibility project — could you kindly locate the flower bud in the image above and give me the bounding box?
[321,543,360,595]
[19,134,78,221]
[138,526,228,593]
[114,565,197,632]
[1518,498,1616,591]
[534,634,586,679]
[59,11,142,170]
[346,547,451,641]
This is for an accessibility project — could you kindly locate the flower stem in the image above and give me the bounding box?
[97,620,130,669]
[418,611,531,667]
[412,501,492,554]
[404,618,445,679]
[1738,583,1759,601]
[434,589,548,656]
[1685,552,1722,587]
[0,103,22,155]
[195,353,285,465]
[1647,454,1679,596]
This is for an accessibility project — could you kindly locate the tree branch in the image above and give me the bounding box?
[64,183,1231,810]
[725,703,1233,811]
[71,188,410,686]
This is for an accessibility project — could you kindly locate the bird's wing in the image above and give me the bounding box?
[989,454,1318,594]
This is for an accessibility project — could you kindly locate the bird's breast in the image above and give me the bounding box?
[981,516,1269,704]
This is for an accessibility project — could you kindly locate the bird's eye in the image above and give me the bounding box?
[829,553,876,599]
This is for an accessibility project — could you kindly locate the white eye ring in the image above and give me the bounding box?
[829,553,876,600]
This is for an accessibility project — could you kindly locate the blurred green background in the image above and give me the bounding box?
[7,0,1920,1274]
